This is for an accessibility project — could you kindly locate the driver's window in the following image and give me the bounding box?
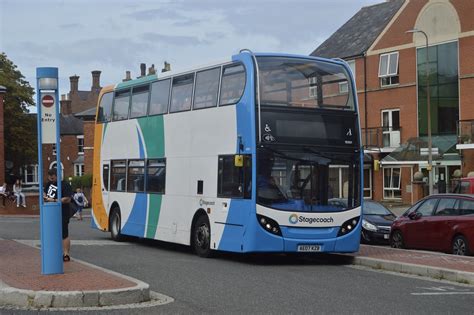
[416,199,438,217]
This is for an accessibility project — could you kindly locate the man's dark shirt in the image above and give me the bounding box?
[44,180,72,212]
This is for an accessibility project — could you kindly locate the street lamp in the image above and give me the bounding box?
[406,28,433,195]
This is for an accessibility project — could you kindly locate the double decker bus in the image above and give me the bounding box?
[91,50,362,257]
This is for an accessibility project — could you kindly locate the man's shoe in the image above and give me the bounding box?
[22,205,26,208]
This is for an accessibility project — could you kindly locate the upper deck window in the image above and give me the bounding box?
[170,74,194,113]
[257,57,354,110]
[219,64,245,106]
[97,92,113,123]
[130,85,149,119]
[193,67,220,109]
[113,89,131,121]
[149,79,171,116]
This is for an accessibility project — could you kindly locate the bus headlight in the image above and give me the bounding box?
[337,216,360,237]
[362,219,377,232]
[257,214,282,236]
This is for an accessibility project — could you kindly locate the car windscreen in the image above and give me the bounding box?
[363,202,392,215]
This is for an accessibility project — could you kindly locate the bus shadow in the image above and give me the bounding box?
[128,236,354,266]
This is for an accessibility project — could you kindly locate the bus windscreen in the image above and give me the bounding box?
[257,57,354,110]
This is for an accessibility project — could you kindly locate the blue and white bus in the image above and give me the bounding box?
[91,50,362,257]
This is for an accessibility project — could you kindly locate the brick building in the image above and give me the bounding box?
[312,0,474,204]
[22,72,101,187]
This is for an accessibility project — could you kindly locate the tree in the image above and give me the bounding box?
[0,52,37,176]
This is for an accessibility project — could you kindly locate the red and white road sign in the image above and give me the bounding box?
[42,95,54,108]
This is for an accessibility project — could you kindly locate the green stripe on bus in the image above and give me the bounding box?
[146,194,162,239]
[138,115,165,158]
[116,74,157,90]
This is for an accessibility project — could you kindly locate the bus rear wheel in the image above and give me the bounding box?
[192,215,213,258]
[110,207,123,242]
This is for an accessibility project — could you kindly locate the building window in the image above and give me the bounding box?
[417,41,459,136]
[379,52,399,87]
[308,76,317,98]
[381,109,400,148]
[21,165,39,185]
[383,167,401,199]
[77,135,84,155]
[52,144,57,156]
[339,60,355,93]
[363,167,372,199]
[74,163,85,176]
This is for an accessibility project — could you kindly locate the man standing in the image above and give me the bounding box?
[43,169,73,261]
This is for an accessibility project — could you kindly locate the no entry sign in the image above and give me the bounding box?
[40,92,57,144]
[42,95,54,108]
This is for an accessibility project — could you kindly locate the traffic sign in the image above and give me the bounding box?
[42,95,54,108]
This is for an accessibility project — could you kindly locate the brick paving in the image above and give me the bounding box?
[0,240,135,291]
[358,244,474,273]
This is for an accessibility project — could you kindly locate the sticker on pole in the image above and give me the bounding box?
[40,93,57,144]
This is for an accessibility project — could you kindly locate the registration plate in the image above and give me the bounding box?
[384,234,389,240]
[297,245,321,252]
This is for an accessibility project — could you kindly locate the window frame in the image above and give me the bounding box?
[383,167,401,200]
[169,73,195,113]
[97,92,114,123]
[110,160,127,192]
[379,52,399,87]
[77,135,84,155]
[127,159,145,193]
[339,59,355,93]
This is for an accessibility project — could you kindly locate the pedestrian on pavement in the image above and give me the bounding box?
[0,182,8,207]
[13,179,26,208]
[72,187,88,220]
[43,169,73,262]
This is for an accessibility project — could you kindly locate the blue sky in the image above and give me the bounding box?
[1,0,380,108]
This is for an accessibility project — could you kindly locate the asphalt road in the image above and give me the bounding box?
[1,214,473,314]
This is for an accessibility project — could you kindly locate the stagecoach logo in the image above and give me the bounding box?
[289,214,298,224]
[346,128,353,137]
[289,214,335,224]
[199,199,215,207]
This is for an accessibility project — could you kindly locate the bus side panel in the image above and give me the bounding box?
[216,199,251,252]
[91,122,108,230]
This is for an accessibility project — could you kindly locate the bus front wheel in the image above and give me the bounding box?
[192,215,213,258]
[110,207,123,242]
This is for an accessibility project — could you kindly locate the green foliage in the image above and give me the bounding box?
[0,53,37,170]
[68,174,92,190]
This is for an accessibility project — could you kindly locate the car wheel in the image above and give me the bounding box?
[390,230,404,249]
[192,215,213,258]
[110,207,123,242]
[452,235,470,256]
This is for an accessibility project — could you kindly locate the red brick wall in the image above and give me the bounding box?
[42,135,80,180]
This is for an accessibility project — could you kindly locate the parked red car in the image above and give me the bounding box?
[453,177,474,194]
[390,194,474,256]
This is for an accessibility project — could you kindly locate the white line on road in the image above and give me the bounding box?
[14,239,131,247]
[411,292,474,296]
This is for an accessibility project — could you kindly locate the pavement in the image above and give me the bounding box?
[1,210,474,310]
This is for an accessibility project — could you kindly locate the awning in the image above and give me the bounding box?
[380,135,459,165]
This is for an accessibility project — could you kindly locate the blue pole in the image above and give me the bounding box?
[36,67,63,275]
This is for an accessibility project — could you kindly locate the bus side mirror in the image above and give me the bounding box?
[234,155,244,168]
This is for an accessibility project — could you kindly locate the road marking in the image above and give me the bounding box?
[411,292,474,296]
[14,239,131,247]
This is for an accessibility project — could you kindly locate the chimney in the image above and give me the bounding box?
[60,94,72,115]
[91,70,101,91]
[162,61,171,73]
[123,71,132,82]
[70,75,79,93]
[140,63,146,77]
[148,64,156,75]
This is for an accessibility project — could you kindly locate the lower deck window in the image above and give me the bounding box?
[218,155,251,198]
[111,160,127,191]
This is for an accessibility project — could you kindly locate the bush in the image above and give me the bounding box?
[68,174,92,190]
